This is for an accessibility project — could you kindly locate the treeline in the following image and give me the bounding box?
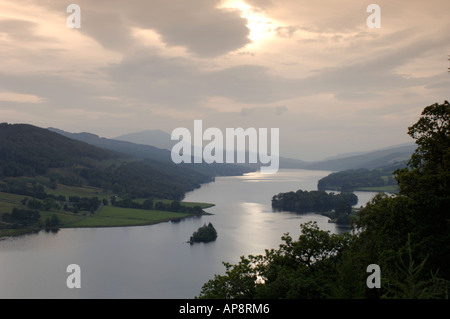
[79,160,211,200]
[20,195,101,214]
[2,207,61,232]
[64,196,103,213]
[317,163,404,192]
[1,160,210,202]
[2,208,41,225]
[272,190,357,213]
[0,179,52,200]
[198,101,450,299]
[189,223,217,244]
[110,197,204,214]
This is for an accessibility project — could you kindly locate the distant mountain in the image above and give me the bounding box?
[322,151,368,161]
[277,144,416,171]
[112,129,310,172]
[48,128,255,177]
[49,128,170,163]
[114,130,175,151]
[278,157,309,169]
[49,127,416,173]
[322,143,414,162]
[306,144,415,171]
[1,123,212,200]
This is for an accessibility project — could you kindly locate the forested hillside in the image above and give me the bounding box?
[317,161,405,192]
[0,123,211,200]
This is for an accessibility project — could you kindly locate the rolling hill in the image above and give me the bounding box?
[1,123,212,200]
[114,129,176,151]
[276,144,415,171]
[305,144,415,171]
[48,127,256,177]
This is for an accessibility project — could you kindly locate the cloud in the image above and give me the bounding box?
[239,105,287,116]
[1,0,449,159]
[32,0,251,57]
[0,19,49,42]
[275,26,298,38]
[131,0,251,57]
[0,91,44,104]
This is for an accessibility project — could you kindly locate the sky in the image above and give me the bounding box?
[0,0,449,161]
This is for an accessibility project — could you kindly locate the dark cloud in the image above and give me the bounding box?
[36,0,251,57]
[126,0,251,57]
[104,31,448,111]
[108,54,295,106]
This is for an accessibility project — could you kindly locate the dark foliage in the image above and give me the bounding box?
[190,223,217,243]
[272,189,358,213]
[317,163,404,192]
[0,123,123,177]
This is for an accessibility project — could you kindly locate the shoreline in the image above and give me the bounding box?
[0,201,216,239]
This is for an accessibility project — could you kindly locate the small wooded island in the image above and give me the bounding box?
[272,189,358,225]
[189,222,217,244]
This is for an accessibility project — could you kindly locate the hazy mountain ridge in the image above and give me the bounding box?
[278,144,415,171]
[103,128,416,171]
[49,127,170,163]
[48,127,256,177]
[114,130,176,151]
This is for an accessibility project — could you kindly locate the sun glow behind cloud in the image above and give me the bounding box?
[219,0,277,46]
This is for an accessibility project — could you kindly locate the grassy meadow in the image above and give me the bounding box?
[0,178,214,238]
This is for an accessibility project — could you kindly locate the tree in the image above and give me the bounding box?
[394,101,450,278]
[383,235,448,299]
[198,222,353,298]
[190,223,217,244]
[356,101,450,283]
[170,200,181,212]
[45,214,61,231]
[154,201,166,211]
[142,199,153,210]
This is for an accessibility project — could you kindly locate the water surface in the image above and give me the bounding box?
[0,169,378,299]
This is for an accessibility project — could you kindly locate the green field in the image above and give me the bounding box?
[66,206,195,228]
[44,184,108,199]
[0,192,24,212]
[0,181,214,237]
